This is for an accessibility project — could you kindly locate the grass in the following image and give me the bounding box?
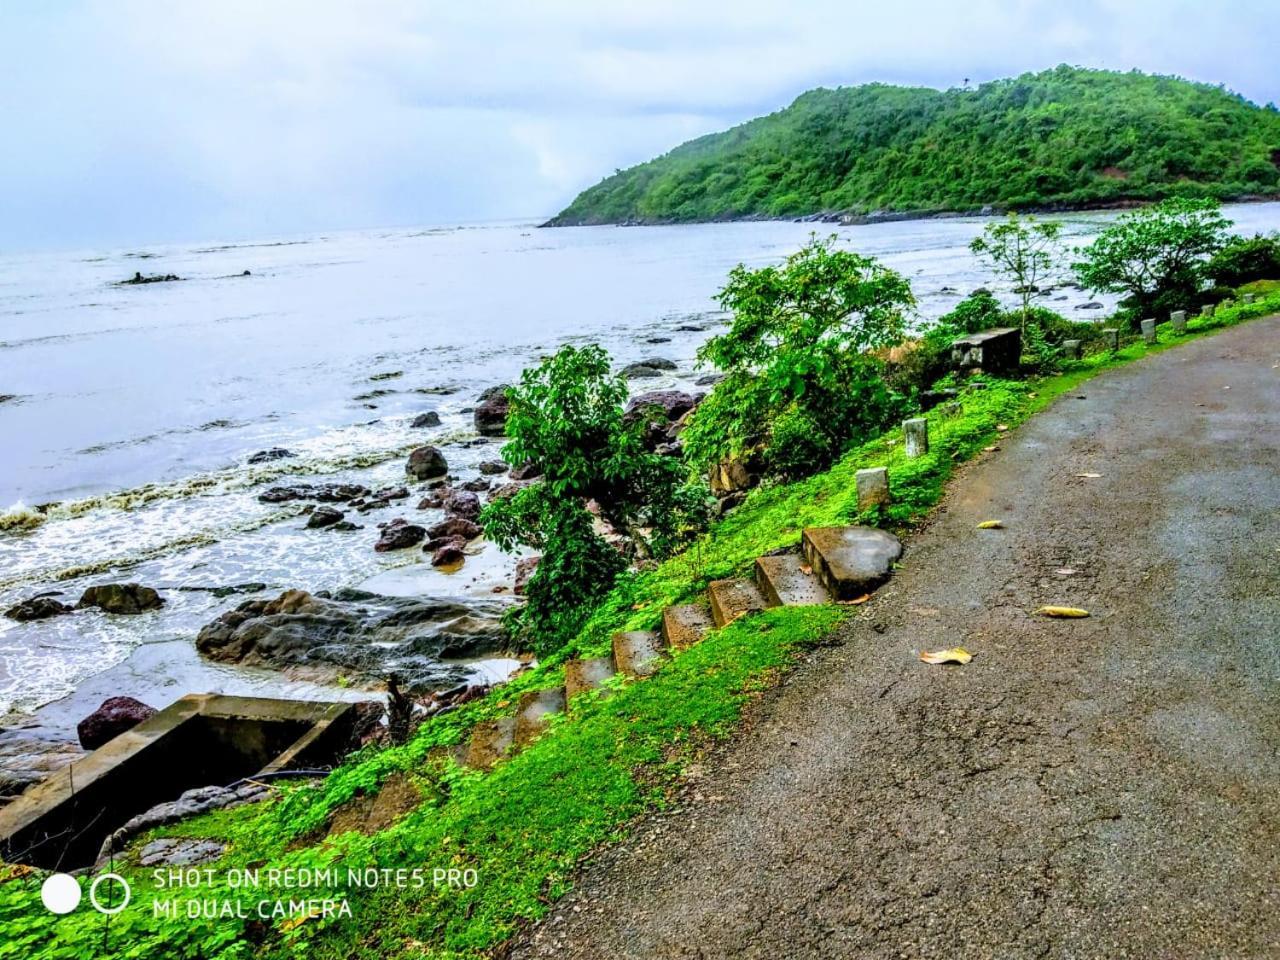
[4,289,1279,960]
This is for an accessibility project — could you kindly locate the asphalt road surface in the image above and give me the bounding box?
[512,315,1280,960]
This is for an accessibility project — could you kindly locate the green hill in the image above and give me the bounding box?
[548,65,1280,226]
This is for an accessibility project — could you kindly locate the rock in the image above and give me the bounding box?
[78,583,164,615]
[695,373,726,387]
[478,459,508,475]
[621,359,677,379]
[246,447,294,465]
[332,521,361,531]
[373,486,410,501]
[444,491,482,521]
[306,506,345,529]
[474,385,511,437]
[509,462,542,481]
[195,588,510,690]
[646,336,672,344]
[410,411,441,428]
[514,556,540,595]
[490,481,530,501]
[417,491,447,510]
[427,517,482,541]
[258,482,368,504]
[76,696,158,750]
[137,838,227,868]
[405,445,448,481]
[374,519,426,552]
[4,596,73,622]
[1075,301,1104,311]
[120,272,181,285]
[710,456,757,496]
[97,784,268,866]
[431,543,466,567]
[459,477,491,493]
[424,535,466,553]
[714,490,748,517]
[0,728,83,798]
[625,389,699,448]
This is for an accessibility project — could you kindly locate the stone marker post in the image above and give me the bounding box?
[1103,328,1119,351]
[855,467,890,511]
[1141,318,1157,344]
[1170,310,1187,334]
[1201,304,1213,317]
[903,418,928,458]
[1244,293,1256,304]
[1062,339,1082,360]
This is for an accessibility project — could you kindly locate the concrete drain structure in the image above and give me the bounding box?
[0,694,362,869]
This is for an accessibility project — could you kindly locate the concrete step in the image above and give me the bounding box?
[564,655,617,701]
[612,630,668,678]
[513,687,566,747]
[754,553,831,607]
[707,578,767,628]
[464,715,516,770]
[661,604,714,649]
[801,526,903,601]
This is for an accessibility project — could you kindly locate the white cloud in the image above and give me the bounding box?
[0,0,1276,248]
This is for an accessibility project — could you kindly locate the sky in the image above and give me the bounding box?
[2,1,1278,251]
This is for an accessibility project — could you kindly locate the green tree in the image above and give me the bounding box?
[1207,233,1280,287]
[683,235,913,478]
[1073,197,1232,323]
[969,213,1063,326]
[480,344,704,653]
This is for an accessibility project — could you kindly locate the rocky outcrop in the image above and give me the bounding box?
[406,445,449,481]
[76,696,158,750]
[410,411,441,428]
[444,490,481,521]
[474,385,511,437]
[427,517,482,541]
[374,518,426,551]
[247,447,294,464]
[621,357,678,379]
[306,506,345,529]
[78,583,164,615]
[195,588,509,691]
[478,459,508,475]
[258,482,369,504]
[4,595,73,622]
[0,728,83,798]
[625,389,698,449]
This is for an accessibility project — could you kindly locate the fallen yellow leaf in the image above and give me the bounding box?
[996,424,1009,432]
[920,647,973,665]
[838,593,871,605]
[977,520,1004,529]
[1037,606,1090,618]
[1076,472,1102,479]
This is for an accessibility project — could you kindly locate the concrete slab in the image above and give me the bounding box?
[465,716,516,770]
[514,687,566,747]
[612,631,668,678]
[754,554,831,608]
[801,526,903,601]
[565,656,617,700]
[661,604,714,649]
[708,579,767,628]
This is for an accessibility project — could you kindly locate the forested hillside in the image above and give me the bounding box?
[548,66,1280,225]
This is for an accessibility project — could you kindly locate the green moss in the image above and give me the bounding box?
[5,292,1278,960]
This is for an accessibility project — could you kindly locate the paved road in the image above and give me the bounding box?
[512,316,1280,960]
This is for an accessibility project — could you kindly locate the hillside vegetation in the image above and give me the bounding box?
[549,66,1280,225]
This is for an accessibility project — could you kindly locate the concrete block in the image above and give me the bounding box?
[513,687,566,747]
[903,418,929,458]
[754,554,830,607]
[612,631,668,678]
[564,656,616,700]
[1170,310,1187,334]
[855,467,890,511]
[707,578,767,628]
[1141,318,1157,344]
[1062,339,1082,360]
[801,526,903,601]
[1103,328,1119,351]
[950,327,1022,375]
[1201,304,1213,317]
[1244,293,1256,304]
[660,604,713,649]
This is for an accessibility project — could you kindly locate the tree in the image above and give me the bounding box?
[1207,233,1280,287]
[479,344,704,653]
[969,213,1063,326]
[682,234,913,479]
[1073,197,1232,324]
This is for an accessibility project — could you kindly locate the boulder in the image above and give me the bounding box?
[444,491,482,521]
[624,389,697,421]
[247,447,294,465]
[0,729,83,798]
[509,462,542,481]
[427,517,482,541]
[4,596,73,622]
[195,588,510,690]
[459,477,491,493]
[478,459,508,475]
[410,411,441,428]
[77,696,158,750]
[306,506,345,529]
[431,543,466,567]
[474,385,511,437]
[78,583,164,615]
[514,556,540,595]
[405,445,448,481]
[258,482,368,504]
[375,519,426,552]
[417,490,448,510]
[424,535,466,553]
[490,481,529,501]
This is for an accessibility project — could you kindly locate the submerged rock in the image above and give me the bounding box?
[411,411,441,428]
[4,595,73,622]
[459,477,491,493]
[78,583,164,615]
[258,482,369,504]
[622,357,677,379]
[195,588,510,691]
[306,506,345,529]
[247,447,294,464]
[474,385,511,437]
[77,696,158,750]
[405,445,448,481]
[374,519,426,552]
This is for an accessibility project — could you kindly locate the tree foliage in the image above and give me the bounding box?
[479,344,704,653]
[1072,197,1231,321]
[1207,233,1280,287]
[683,235,913,478]
[969,214,1063,323]
[551,66,1280,225]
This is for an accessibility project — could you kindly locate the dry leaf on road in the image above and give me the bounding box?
[920,647,973,665]
[1076,472,1103,479]
[1037,606,1090,618]
[977,520,1004,529]
[838,593,871,605]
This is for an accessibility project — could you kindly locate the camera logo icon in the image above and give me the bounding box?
[40,872,131,915]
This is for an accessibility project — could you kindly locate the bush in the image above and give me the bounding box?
[1207,234,1280,288]
[937,289,1004,335]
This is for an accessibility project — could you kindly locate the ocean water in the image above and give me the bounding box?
[3,204,1278,728]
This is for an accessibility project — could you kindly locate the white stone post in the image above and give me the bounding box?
[903,418,928,458]
[1141,318,1157,344]
[1062,339,1082,360]
[1170,310,1187,334]
[855,467,890,511]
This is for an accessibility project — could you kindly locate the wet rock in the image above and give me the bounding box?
[77,696,158,750]
[474,385,511,437]
[358,486,411,513]
[695,373,726,387]
[247,447,294,464]
[120,272,181,285]
[258,482,368,504]
[195,588,510,690]
[431,543,466,567]
[374,519,426,552]
[417,490,448,510]
[509,462,543,481]
[514,556,540,595]
[427,517,482,541]
[410,411,441,428]
[625,389,697,421]
[78,583,164,615]
[621,358,677,379]
[332,520,361,532]
[306,506,345,529]
[405,445,448,481]
[1075,301,1104,311]
[424,535,466,553]
[478,459,508,475]
[444,491,482,521]
[97,784,268,866]
[137,837,227,868]
[490,481,529,501]
[459,477,491,493]
[4,595,73,622]
[0,728,83,798]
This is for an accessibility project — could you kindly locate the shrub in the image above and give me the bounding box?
[937,289,1004,335]
[969,213,1064,325]
[1207,234,1280,288]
